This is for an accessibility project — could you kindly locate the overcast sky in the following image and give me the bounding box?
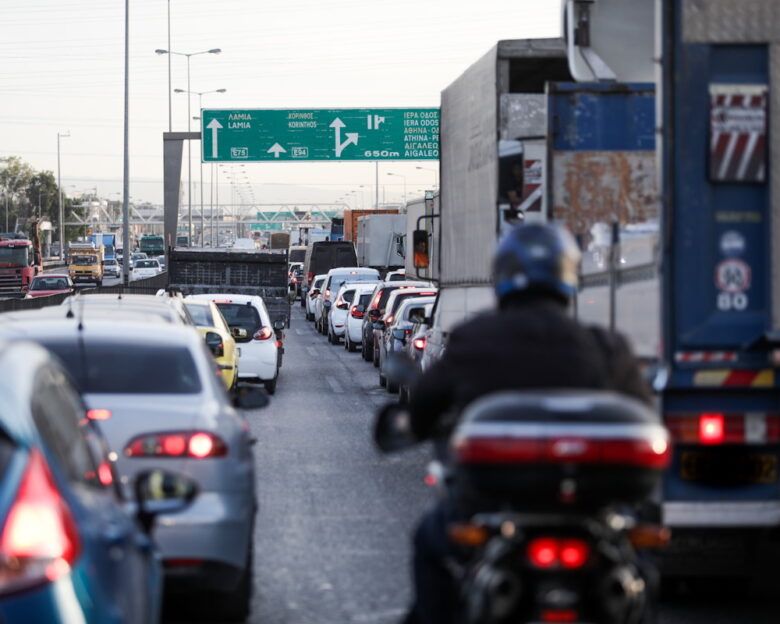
[0,0,560,207]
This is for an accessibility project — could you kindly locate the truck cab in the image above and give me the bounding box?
[0,236,41,297]
[68,242,104,286]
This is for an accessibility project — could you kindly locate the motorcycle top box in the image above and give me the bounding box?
[451,391,670,510]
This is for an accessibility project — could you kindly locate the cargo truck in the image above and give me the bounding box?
[416,39,573,363]
[68,241,104,286]
[343,209,399,242]
[167,247,290,328]
[356,213,405,274]
[0,230,43,297]
[649,0,780,581]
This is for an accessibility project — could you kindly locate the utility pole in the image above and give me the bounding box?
[57,131,70,260]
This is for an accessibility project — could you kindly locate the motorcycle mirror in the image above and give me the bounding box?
[383,352,420,387]
[134,469,198,533]
[374,403,417,453]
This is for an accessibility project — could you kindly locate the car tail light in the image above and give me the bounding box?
[384,315,394,327]
[307,271,314,285]
[124,432,227,458]
[527,537,589,570]
[86,409,111,421]
[371,292,382,308]
[351,306,364,319]
[699,413,725,445]
[0,450,80,593]
[253,327,273,341]
[97,461,114,486]
[414,337,427,350]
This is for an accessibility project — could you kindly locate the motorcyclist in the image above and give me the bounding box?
[402,222,652,624]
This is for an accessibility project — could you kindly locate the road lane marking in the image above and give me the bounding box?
[326,376,344,393]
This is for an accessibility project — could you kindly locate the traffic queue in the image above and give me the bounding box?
[0,286,277,622]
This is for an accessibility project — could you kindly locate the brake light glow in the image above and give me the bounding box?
[527,537,589,570]
[125,432,227,458]
[253,327,273,341]
[86,409,111,421]
[371,292,382,308]
[276,340,283,348]
[414,337,427,350]
[351,306,364,319]
[699,413,725,445]
[0,450,80,592]
[385,315,394,326]
[97,461,114,486]
[453,435,670,469]
[541,610,579,623]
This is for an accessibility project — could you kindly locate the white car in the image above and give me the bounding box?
[188,294,282,394]
[130,258,162,280]
[343,283,380,352]
[306,274,326,322]
[327,281,379,345]
[102,258,121,278]
[319,267,381,335]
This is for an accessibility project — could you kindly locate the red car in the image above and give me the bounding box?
[24,274,74,298]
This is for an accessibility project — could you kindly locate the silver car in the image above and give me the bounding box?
[0,317,261,621]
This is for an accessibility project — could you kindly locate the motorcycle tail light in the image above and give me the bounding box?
[0,450,81,594]
[541,609,579,623]
[124,431,227,458]
[448,523,489,547]
[253,327,273,341]
[527,537,589,570]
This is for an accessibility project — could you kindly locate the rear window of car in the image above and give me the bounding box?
[135,260,158,269]
[358,293,372,307]
[370,285,399,311]
[313,277,325,289]
[215,303,262,337]
[184,303,214,328]
[39,341,202,394]
[387,273,407,282]
[389,293,433,317]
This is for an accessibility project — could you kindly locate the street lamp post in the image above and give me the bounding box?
[57,131,70,260]
[386,172,407,205]
[175,88,226,247]
[155,48,221,247]
[415,165,439,188]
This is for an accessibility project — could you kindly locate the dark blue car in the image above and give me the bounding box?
[0,340,192,623]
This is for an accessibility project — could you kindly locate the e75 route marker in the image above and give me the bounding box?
[201,108,439,162]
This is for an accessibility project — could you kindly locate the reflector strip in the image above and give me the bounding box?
[675,351,737,363]
[693,369,775,387]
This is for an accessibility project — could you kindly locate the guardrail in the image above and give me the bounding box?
[0,272,169,314]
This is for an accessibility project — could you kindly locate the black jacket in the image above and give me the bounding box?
[407,297,652,440]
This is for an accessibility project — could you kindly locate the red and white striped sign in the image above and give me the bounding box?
[519,159,542,213]
[710,84,767,183]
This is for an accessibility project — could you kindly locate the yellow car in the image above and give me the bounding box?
[184,298,239,390]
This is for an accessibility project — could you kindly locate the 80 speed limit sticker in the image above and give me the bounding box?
[715,259,751,311]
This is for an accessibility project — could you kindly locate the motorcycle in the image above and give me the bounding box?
[375,358,671,624]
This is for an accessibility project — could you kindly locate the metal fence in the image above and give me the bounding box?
[0,273,170,314]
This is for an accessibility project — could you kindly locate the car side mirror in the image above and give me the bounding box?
[233,383,270,410]
[374,403,417,453]
[412,229,429,269]
[231,327,248,339]
[134,469,198,533]
[205,331,224,358]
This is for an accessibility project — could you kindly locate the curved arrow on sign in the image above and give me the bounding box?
[330,118,359,158]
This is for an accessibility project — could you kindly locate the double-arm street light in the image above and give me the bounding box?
[386,172,407,205]
[175,88,226,246]
[155,47,221,246]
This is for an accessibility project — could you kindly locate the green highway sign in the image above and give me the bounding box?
[201,108,439,162]
[249,223,284,231]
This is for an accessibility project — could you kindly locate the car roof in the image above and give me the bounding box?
[0,305,179,326]
[34,273,69,278]
[326,267,378,276]
[0,317,201,345]
[188,293,263,304]
[396,296,436,315]
[338,281,378,293]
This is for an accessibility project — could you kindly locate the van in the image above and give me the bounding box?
[303,241,358,289]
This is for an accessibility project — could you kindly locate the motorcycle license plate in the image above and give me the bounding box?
[681,451,777,484]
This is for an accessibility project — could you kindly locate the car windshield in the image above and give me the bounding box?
[215,302,262,335]
[40,341,202,394]
[185,303,215,328]
[103,260,116,266]
[0,247,28,265]
[71,255,97,265]
[132,253,147,260]
[30,277,69,290]
[135,260,158,268]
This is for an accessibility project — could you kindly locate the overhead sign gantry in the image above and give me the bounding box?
[201,108,439,162]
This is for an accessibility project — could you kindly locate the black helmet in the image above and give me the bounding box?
[493,223,581,304]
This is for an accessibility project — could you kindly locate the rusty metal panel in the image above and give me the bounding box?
[551,151,659,240]
[683,0,780,43]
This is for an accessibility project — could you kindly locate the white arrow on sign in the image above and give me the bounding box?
[267,143,287,158]
[206,119,223,158]
[330,118,359,158]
